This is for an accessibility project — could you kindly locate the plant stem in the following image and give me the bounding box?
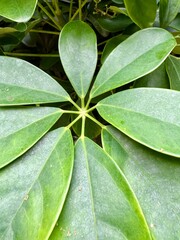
[81,115,86,138]
[52,0,61,16]
[30,29,59,35]
[86,104,98,113]
[81,97,85,109]
[68,98,81,111]
[67,115,82,129]
[69,0,73,21]
[38,2,62,30]
[85,96,92,110]
[45,0,56,16]
[70,0,88,21]
[86,113,105,129]
[97,39,109,46]
[44,20,60,30]
[4,52,59,58]
[52,0,65,27]
[61,110,80,114]
[79,0,82,21]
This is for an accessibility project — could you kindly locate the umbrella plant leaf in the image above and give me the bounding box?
[90,28,176,98]
[0,57,70,106]
[59,21,97,98]
[159,0,180,28]
[0,107,62,168]
[123,0,157,28]
[102,126,180,239]
[97,88,180,157]
[133,62,170,88]
[0,127,74,240]
[166,55,180,91]
[49,137,152,239]
[0,0,38,22]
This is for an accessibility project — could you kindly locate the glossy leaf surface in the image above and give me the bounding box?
[0,107,62,168]
[166,55,180,91]
[169,14,180,30]
[102,126,180,239]
[0,57,69,106]
[59,21,97,98]
[0,127,74,240]
[50,137,152,240]
[90,28,176,98]
[97,88,180,157]
[124,0,157,28]
[95,14,132,33]
[159,0,180,28]
[0,0,38,22]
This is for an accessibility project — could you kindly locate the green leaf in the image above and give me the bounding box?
[0,107,62,168]
[123,0,157,28]
[95,14,132,33]
[102,126,180,239]
[0,127,74,240]
[97,88,180,157]
[159,0,180,28]
[169,14,180,30]
[0,57,70,105]
[172,32,180,55]
[50,137,152,239]
[166,55,180,91]
[134,62,170,88]
[101,34,128,64]
[90,28,176,98]
[0,0,38,22]
[59,21,97,98]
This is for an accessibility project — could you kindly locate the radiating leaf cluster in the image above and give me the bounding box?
[0,16,180,240]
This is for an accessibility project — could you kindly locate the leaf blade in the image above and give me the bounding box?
[124,0,157,28]
[166,55,180,91]
[59,21,97,98]
[102,126,180,239]
[90,28,176,98]
[0,0,38,22]
[97,88,180,157]
[50,137,152,240]
[0,107,62,168]
[0,127,74,240]
[159,0,180,28]
[0,57,70,106]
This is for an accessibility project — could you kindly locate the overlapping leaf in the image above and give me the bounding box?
[0,127,74,240]
[97,88,180,157]
[0,0,38,22]
[159,0,180,28]
[134,62,170,88]
[50,137,152,239]
[102,126,180,239]
[166,55,180,90]
[124,0,157,28]
[59,21,97,98]
[90,28,176,98]
[0,107,62,168]
[0,57,70,106]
